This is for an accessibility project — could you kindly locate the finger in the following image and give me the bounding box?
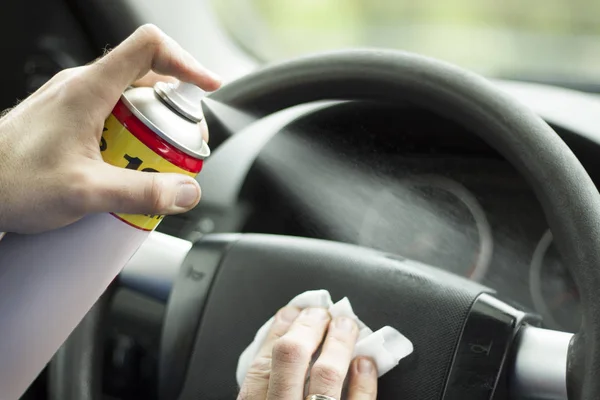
[346,358,378,400]
[308,316,359,399]
[257,307,301,360]
[91,24,221,102]
[200,116,209,143]
[238,307,300,400]
[77,161,201,215]
[268,308,331,400]
[133,71,178,88]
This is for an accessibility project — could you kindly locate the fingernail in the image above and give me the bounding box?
[201,64,222,83]
[175,183,200,208]
[192,58,222,87]
[301,307,329,320]
[335,317,356,332]
[358,358,374,374]
[279,307,300,322]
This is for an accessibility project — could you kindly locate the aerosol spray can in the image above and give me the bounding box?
[0,81,209,399]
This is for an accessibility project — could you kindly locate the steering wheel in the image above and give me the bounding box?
[49,49,600,400]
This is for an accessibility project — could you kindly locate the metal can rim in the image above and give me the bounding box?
[121,93,210,160]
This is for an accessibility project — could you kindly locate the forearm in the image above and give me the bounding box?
[0,24,220,399]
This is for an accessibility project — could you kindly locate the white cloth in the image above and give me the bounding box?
[236,289,413,387]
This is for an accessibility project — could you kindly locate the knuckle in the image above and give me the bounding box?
[269,320,289,339]
[49,68,89,105]
[133,23,172,71]
[62,169,95,214]
[57,67,85,88]
[272,337,309,365]
[269,381,296,399]
[311,362,345,388]
[328,332,354,349]
[51,68,72,83]
[236,386,251,400]
[296,318,321,331]
[145,173,169,214]
[237,381,264,400]
[247,356,271,381]
[136,23,165,48]
[52,66,84,83]
[352,379,377,396]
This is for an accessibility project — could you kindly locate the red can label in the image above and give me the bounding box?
[101,99,203,231]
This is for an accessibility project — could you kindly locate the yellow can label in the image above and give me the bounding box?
[101,107,198,231]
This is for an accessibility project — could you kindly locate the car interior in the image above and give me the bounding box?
[4,0,600,399]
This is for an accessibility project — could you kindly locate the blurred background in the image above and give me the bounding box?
[211,0,600,90]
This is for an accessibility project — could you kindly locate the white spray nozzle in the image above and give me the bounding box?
[154,80,206,123]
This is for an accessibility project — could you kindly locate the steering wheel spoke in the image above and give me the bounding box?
[118,231,193,303]
[512,326,572,400]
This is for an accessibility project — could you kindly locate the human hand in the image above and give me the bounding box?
[238,306,377,400]
[0,24,221,234]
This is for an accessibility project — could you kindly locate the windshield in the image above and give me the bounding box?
[211,0,600,87]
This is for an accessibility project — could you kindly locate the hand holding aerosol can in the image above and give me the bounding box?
[102,79,211,230]
[0,25,221,399]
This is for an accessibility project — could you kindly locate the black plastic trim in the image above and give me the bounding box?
[442,293,537,400]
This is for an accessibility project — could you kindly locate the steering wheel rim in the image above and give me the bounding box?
[52,49,600,400]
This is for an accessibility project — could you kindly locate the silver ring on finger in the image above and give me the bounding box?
[305,395,337,400]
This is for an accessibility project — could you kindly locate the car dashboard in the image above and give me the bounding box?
[174,83,600,337]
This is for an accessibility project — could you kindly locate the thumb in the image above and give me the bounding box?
[84,162,201,216]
